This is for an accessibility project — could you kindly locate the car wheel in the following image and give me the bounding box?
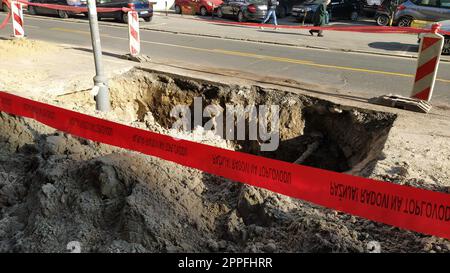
[122,12,128,23]
[376,14,389,26]
[28,6,37,15]
[175,5,181,14]
[237,11,245,22]
[200,6,207,16]
[217,7,223,18]
[144,16,152,22]
[443,37,450,55]
[398,16,412,27]
[350,11,358,21]
[57,10,69,19]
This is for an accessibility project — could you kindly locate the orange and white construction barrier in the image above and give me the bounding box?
[11,1,24,38]
[411,24,444,102]
[127,10,140,57]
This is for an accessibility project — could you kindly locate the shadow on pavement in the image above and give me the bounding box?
[368,42,418,52]
[70,47,126,60]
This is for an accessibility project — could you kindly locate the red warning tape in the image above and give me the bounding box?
[0,91,449,240]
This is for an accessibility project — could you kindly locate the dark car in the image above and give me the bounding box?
[95,0,154,23]
[216,0,268,22]
[374,0,405,26]
[276,0,305,17]
[291,0,321,22]
[292,0,362,23]
[28,0,87,19]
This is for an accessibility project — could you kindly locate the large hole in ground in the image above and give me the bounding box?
[65,68,397,174]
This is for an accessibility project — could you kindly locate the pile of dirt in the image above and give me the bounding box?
[0,38,132,97]
[1,69,450,253]
[0,39,60,59]
[59,68,397,174]
[0,39,60,95]
[1,113,449,252]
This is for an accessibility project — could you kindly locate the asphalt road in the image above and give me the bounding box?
[1,13,450,104]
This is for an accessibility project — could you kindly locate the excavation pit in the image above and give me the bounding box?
[64,68,397,174]
[4,68,450,253]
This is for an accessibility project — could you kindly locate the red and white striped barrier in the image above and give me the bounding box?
[411,24,445,102]
[11,1,24,38]
[127,11,140,57]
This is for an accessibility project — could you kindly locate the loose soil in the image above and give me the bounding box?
[1,67,450,253]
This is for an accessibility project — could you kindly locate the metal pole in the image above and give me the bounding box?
[165,1,168,16]
[87,0,110,112]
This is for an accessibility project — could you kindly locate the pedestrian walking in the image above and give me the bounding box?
[309,0,331,37]
[260,0,279,30]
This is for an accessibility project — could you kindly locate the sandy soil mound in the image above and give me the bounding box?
[0,38,132,97]
[0,39,60,59]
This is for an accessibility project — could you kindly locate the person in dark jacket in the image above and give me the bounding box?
[309,0,330,37]
[260,0,279,30]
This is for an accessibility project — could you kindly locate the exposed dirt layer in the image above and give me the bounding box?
[63,68,397,174]
[1,68,450,253]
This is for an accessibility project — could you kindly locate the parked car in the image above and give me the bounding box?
[216,0,268,22]
[27,0,86,18]
[394,0,450,27]
[374,0,405,25]
[291,0,322,22]
[361,0,381,17]
[292,0,361,23]
[174,0,223,15]
[95,0,154,22]
[276,0,304,18]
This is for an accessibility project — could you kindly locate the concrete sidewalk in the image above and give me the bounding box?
[143,13,450,61]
